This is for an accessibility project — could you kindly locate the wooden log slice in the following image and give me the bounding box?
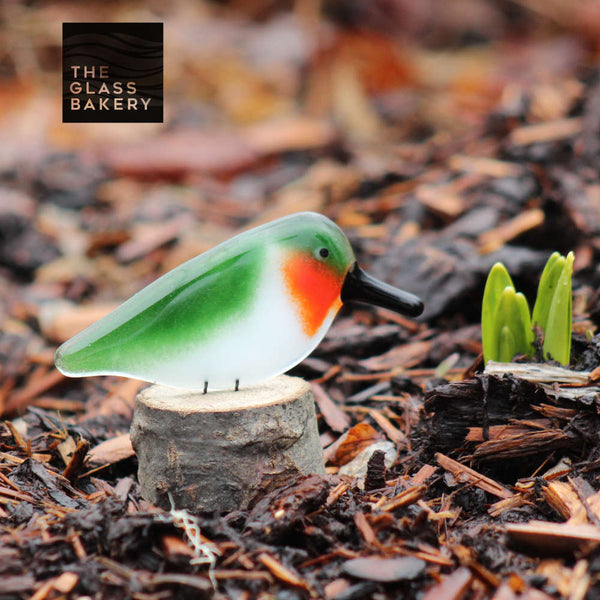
[130,375,325,512]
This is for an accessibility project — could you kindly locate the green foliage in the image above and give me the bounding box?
[482,252,574,365]
[540,251,574,365]
[482,263,533,364]
[532,252,565,333]
[481,263,514,364]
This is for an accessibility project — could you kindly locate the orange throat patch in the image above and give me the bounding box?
[283,253,344,338]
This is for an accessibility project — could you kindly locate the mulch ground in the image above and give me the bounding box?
[3,1,600,598]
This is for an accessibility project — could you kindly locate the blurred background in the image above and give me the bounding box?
[2,0,600,410]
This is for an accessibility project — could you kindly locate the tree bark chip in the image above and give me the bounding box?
[130,375,325,512]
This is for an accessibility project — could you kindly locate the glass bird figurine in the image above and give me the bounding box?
[55,212,423,391]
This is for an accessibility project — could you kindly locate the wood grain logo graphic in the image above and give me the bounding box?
[63,23,163,123]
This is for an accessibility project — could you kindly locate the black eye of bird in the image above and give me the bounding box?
[319,247,329,258]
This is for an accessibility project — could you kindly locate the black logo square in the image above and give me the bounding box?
[63,22,163,123]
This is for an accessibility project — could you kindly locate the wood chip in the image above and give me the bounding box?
[3,369,66,416]
[416,184,466,219]
[242,116,335,154]
[161,534,195,559]
[28,578,55,600]
[537,559,590,599]
[543,481,588,523]
[342,556,425,582]
[87,433,134,466]
[436,453,514,500]
[62,438,91,482]
[94,378,143,418]
[509,117,583,145]
[101,129,258,178]
[490,582,518,600]
[38,301,118,343]
[369,409,407,446]
[506,521,600,554]
[410,464,438,486]
[116,218,186,263]
[381,485,425,512]
[57,436,77,467]
[312,382,350,433]
[0,485,36,504]
[422,567,472,600]
[360,340,432,372]
[448,155,523,178]
[258,553,308,589]
[488,494,531,517]
[0,576,35,594]
[4,420,30,454]
[52,572,78,594]
[472,429,572,460]
[478,209,545,253]
[353,512,378,546]
[211,569,272,581]
[324,578,351,599]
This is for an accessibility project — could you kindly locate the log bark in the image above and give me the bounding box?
[130,375,325,512]
[424,363,600,466]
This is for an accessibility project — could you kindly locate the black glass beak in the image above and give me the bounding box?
[341,263,424,317]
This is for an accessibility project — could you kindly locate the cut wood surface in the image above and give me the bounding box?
[130,375,325,512]
[484,361,592,384]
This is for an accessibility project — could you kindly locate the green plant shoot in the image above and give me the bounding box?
[532,251,565,333]
[490,286,533,363]
[542,251,574,365]
[482,251,574,366]
[498,326,515,364]
[482,263,515,364]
